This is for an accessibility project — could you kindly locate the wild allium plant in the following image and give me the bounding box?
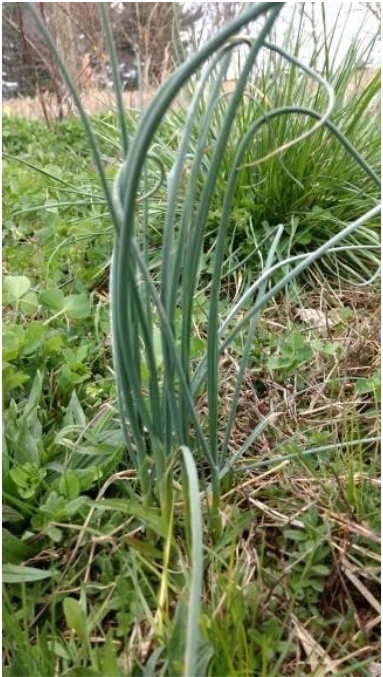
[29,3,380,672]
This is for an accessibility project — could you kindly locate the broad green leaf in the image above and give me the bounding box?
[47,641,70,660]
[3,275,30,301]
[2,325,25,360]
[62,349,77,366]
[355,370,381,397]
[19,291,38,315]
[25,321,46,341]
[2,528,34,564]
[101,631,120,677]
[65,496,88,518]
[190,336,206,359]
[63,294,91,321]
[63,389,86,428]
[21,340,43,358]
[44,334,64,353]
[13,419,41,466]
[63,597,87,641]
[43,165,63,178]
[10,463,46,499]
[59,473,80,500]
[268,356,294,370]
[3,563,53,583]
[45,525,63,543]
[72,466,101,491]
[18,321,46,356]
[4,369,30,391]
[39,288,65,312]
[77,344,89,363]
[2,505,24,524]
[296,231,312,245]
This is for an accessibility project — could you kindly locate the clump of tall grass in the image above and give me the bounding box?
[144,5,381,290]
[29,3,380,673]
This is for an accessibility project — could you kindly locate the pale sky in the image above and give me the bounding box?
[186,2,381,69]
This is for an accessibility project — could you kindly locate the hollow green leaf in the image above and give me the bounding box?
[180,446,203,677]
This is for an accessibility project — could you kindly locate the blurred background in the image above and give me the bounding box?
[2,2,381,121]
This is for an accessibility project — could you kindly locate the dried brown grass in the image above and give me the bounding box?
[2,86,155,120]
[2,67,379,120]
[194,287,381,463]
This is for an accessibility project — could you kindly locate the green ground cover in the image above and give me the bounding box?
[2,109,381,676]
